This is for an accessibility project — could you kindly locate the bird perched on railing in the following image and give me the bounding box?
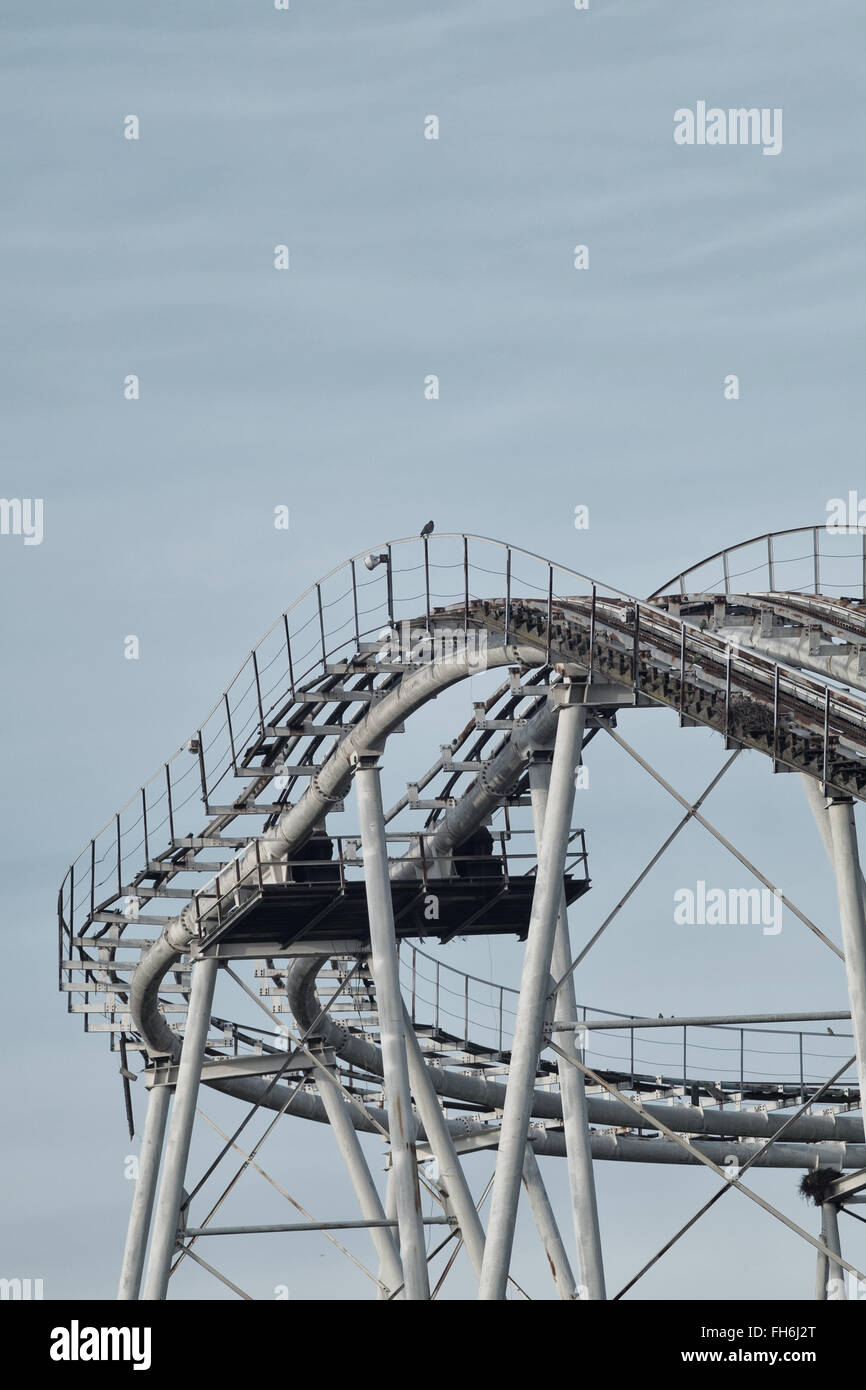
[420,520,434,539]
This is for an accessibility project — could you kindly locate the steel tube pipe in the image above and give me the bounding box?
[402,1003,486,1280]
[479,695,584,1299]
[117,1083,171,1301]
[529,754,605,1299]
[823,1202,846,1300]
[142,955,218,1300]
[355,759,429,1300]
[285,954,864,1146]
[827,797,866,1114]
[315,1065,403,1298]
[521,1144,578,1299]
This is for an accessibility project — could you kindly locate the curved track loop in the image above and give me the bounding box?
[58,529,866,1298]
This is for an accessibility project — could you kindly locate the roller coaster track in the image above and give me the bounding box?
[58,528,866,1300]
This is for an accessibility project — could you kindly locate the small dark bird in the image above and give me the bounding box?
[420,520,434,539]
[827,1027,834,1035]
[657,1013,664,1019]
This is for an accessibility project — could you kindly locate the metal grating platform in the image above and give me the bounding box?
[199,872,592,951]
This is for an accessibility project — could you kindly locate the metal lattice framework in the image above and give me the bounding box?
[58,529,866,1300]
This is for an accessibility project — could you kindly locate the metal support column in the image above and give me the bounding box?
[315,1066,404,1298]
[402,1003,486,1280]
[354,755,430,1300]
[479,692,584,1299]
[802,775,866,901]
[378,1167,400,1300]
[815,1214,829,1300]
[826,797,866,1109]
[141,954,218,1301]
[521,1143,578,1300]
[528,749,605,1299]
[823,1202,847,1300]
[117,1081,171,1300]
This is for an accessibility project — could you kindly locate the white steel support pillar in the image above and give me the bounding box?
[315,1066,404,1298]
[141,953,218,1301]
[815,1211,829,1300]
[377,1167,400,1300]
[354,755,430,1300]
[825,796,866,1106]
[802,774,866,902]
[402,1003,486,1280]
[528,750,605,1300]
[823,1202,847,1300]
[521,1143,578,1300]
[117,1081,171,1300]
[479,691,584,1300]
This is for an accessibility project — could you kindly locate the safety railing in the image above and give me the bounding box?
[576,1018,858,1098]
[190,826,590,942]
[58,532,866,998]
[650,524,866,602]
[58,534,623,966]
[397,944,858,1096]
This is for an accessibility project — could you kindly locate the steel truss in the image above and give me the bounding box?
[57,529,866,1299]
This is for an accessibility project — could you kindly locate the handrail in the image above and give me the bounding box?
[58,530,866,959]
[650,523,866,601]
[397,943,857,1093]
[58,533,651,893]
